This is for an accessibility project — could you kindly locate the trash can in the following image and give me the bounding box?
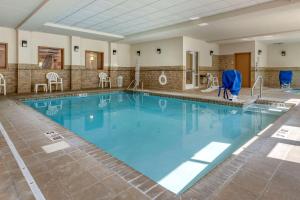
[117,76,123,88]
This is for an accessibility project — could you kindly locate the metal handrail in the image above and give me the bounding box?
[127,80,136,90]
[128,80,144,91]
[251,76,263,98]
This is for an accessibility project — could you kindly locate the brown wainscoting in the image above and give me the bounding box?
[109,67,134,88]
[217,54,235,70]
[80,69,109,89]
[0,64,17,93]
[70,66,134,91]
[254,67,300,88]
[17,64,72,93]
[198,66,222,86]
[139,66,184,90]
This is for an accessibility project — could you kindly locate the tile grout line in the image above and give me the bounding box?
[256,158,286,200]
[0,123,46,200]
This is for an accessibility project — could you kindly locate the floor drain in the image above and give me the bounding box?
[44,131,64,141]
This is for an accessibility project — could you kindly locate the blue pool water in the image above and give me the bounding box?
[24,92,284,194]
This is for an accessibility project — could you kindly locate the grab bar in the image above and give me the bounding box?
[251,76,263,98]
[127,80,136,89]
[128,80,144,91]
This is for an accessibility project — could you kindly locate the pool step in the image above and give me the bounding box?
[243,103,288,115]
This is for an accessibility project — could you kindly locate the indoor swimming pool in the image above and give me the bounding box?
[24,92,285,194]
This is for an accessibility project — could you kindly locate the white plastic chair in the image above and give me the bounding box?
[0,74,6,95]
[46,72,63,92]
[98,72,111,88]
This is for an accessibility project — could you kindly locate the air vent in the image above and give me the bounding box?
[44,131,64,141]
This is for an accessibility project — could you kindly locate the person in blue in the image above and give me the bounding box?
[218,70,242,101]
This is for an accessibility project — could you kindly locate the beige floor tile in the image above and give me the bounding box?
[60,171,98,194]
[101,174,130,195]
[214,182,257,200]
[113,188,149,200]
[73,182,115,200]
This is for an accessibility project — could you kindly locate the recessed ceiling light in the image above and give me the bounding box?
[44,22,124,39]
[241,38,252,41]
[190,16,200,20]
[263,35,273,38]
[198,23,208,27]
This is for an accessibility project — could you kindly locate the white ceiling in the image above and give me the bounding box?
[0,0,44,27]
[52,0,272,36]
[121,0,300,44]
[4,0,300,44]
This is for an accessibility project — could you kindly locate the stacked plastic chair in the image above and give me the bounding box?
[218,70,242,100]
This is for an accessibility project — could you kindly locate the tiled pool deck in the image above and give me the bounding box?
[0,88,300,200]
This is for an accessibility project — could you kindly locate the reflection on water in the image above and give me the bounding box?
[24,92,282,194]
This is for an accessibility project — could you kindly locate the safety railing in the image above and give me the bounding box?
[251,76,263,98]
[127,80,144,91]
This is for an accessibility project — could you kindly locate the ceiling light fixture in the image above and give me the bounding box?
[44,23,124,39]
[190,16,200,20]
[263,35,273,38]
[241,38,252,41]
[198,23,208,27]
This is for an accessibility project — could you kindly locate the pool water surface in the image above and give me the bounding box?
[24,92,284,194]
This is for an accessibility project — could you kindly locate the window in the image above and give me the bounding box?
[0,43,7,68]
[85,51,104,69]
[38,47,64,69]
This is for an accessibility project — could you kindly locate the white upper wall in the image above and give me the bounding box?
[267,43,300,67]
[80,38,109,67]
[183,36,219,67]
[0,27,17,64]
[71,36,81,66]
[255,41,268,68]
[13,28,131,67]
[18,30,71,65]
[131,37,183,67]
[110,43,131,67]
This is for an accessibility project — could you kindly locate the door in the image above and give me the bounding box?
[235,53,251,88]
[185,51,199,89]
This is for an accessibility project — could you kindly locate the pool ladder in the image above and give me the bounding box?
[251,76,263,99]
[127,80,144,91]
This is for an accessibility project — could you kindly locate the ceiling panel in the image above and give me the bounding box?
[0,0,44,27]
[52,0,273,36]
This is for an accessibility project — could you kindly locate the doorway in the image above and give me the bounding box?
[235,53,251,88]
[185,51,199,89]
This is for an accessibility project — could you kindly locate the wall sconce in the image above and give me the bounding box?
[281,50,286,56]
[90,56,95,61]
[74,46,79,52]
[210,50,214,56]
[258,49,262,55]
[137,51,141,56]
[21,40,27,47]
[156,48,161,54]
[113,49,117,55]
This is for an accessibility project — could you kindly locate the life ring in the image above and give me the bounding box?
[159,71,167,85]
[158,99,167,111]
